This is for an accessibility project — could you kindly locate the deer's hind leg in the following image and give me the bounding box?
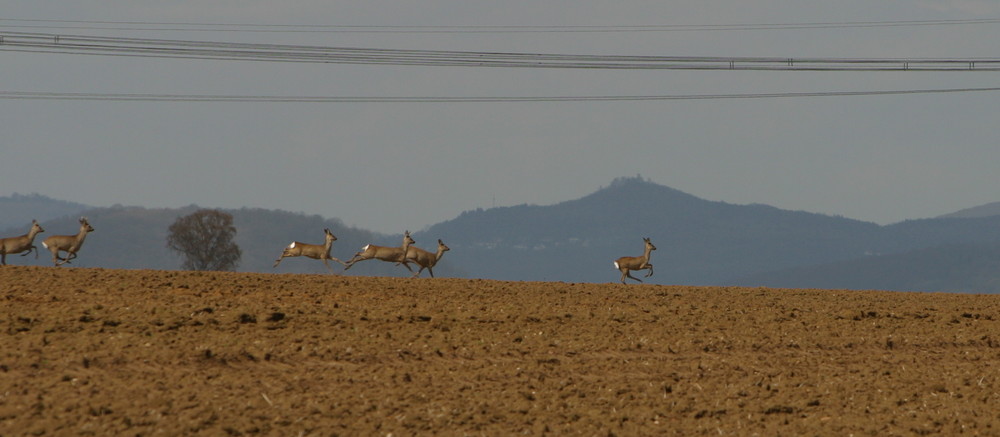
[321,258,340,274]
[49,248,63,266]
[56,251,77,266]
[620,268,643,284]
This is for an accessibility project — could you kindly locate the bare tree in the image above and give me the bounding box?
[166,209,241,271]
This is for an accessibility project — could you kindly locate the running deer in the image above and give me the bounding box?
[614,237,656,284]
[273,228,346,273]
[343,231,415,272]
[0,219,45,265]
[404,239,450,278]
[42,217,94,266]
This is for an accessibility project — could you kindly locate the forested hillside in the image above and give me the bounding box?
[0,193,90,231]
[420,176,884,284]
[1,205,459,278]
[731,242,1000,293]
[419,177,1000,292]
[4,178,1000,292]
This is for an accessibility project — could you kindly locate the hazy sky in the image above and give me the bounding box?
[4,2,1000,233]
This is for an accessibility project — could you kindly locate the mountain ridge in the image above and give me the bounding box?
[2,179,998,292]
[421,177,885,284]
[0,193,91,231]
[937,201,1000,220]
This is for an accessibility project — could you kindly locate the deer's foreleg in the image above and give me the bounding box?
[330,257,348,267]
[19,246,35,257]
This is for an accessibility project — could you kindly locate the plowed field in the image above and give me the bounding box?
[2,266,999,435]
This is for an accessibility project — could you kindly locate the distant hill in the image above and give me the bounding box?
[731,242,1000,293]
[5,179,1000,293]
[418,177,1000,292]
[419,176,884,284]
[6,205,461,278]
[0,193,90,232]
[938,201,1000,219]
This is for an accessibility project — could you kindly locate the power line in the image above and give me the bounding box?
[3,17,1000,33]
[3,32,1000,70]
[3,87,1000,102]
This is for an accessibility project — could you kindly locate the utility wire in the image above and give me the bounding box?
[4,88,1000,102]
[3,17,1000,33]
[2,32,999,70]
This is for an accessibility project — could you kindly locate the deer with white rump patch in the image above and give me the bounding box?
[614,237,656,284]
[273,228,345,273]
[404,239,450,278]
[42,217,94,266]
[0,220,45,265]
[343,231,415,272]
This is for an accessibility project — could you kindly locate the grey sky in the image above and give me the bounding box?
[4,2,1000,233]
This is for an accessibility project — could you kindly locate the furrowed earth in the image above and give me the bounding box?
[2,266,999,435]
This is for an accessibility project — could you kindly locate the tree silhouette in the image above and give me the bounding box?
[166,209,241,271]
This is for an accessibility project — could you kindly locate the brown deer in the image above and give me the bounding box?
[0,219,45,265]
[614,237,656,284]
[273,228,345,273]
[404,239,450,278]
[42,217,94,266]
[344,231,415,272]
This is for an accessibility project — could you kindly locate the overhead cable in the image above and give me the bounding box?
[2,32,999,71]
[4,87,1000,102]
[2,17,1000,33]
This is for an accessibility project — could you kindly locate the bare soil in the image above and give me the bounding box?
[2,266,999,436]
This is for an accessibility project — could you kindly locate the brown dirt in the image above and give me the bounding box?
[1,266,999,436]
